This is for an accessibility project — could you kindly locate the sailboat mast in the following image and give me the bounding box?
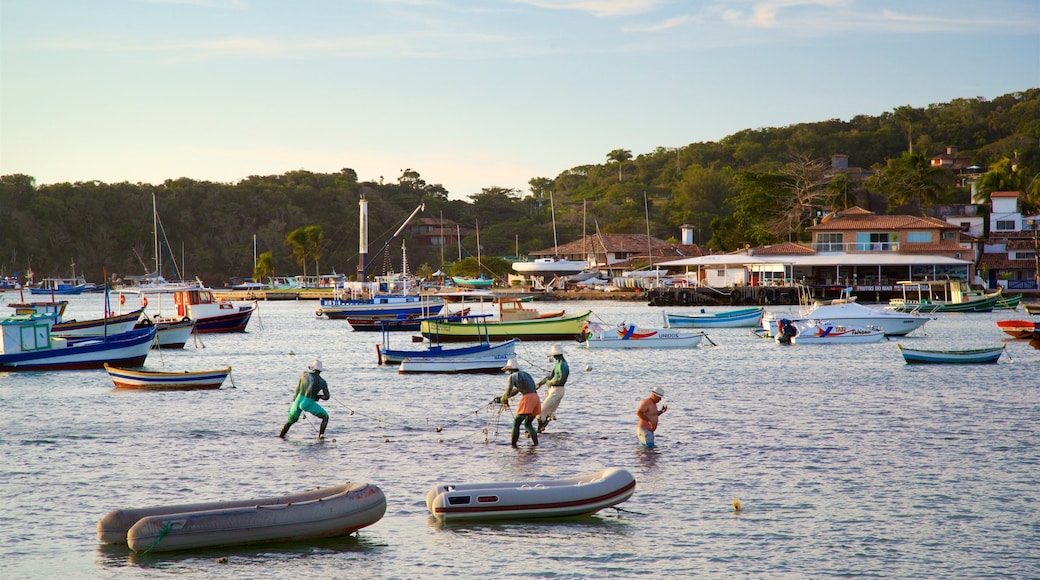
[550,191,559,256]
[152,194,160,278]
[358,196,369,283]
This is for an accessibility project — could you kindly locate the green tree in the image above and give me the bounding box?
[285,225,325,277]
[606,149,633,182]
[254,250,275,282]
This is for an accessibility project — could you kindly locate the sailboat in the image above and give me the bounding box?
[451,221,496,288]
[511,192,588,278]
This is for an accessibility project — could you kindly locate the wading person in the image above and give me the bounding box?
[636,386,667,448]
[536,344,569,433]
[494,359,540,447]
[279,359,331,440]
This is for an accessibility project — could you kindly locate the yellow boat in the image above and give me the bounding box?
[420,310,591,342]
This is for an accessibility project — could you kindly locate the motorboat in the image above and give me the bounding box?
[897,343,1006,364]
[583,321,705,348]
[780,321,886,344]
[663,307,763,328]
[763,298,932,337]
[1,315,155,371]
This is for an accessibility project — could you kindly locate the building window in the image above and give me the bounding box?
[941,231,957,240]
[856,232,893,251]
[907,232,932,243]
[816,233,843,252]
[995,219,1015,231]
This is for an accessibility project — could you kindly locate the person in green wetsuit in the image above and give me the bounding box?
[279,359,331,439]
[536,344,569,433]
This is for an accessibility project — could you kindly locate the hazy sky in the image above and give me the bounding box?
[2,0,1038,199]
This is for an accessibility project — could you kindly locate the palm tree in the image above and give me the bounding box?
[606,149,633,182]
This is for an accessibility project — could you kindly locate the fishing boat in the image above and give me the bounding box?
[170,287,256,333]
[451,276,494,288]
[426,467,635,522]
[995,293,1024,310]
[51,308,144,338]
[104,363,231,390]
[378,313,519,373]
[420,310,591,343]
[583,321,705,349]
[781,321,886,345]
[97,482,386,553]
[346,308,471,332]
[496,297,564,321]
[316,294,444,320]
[889,279,1003,313]
[6,299,69,318]
[896,343,1006,364]
[29,276,91,295]
[397,338,519,374]
[663,307,763,328]
[995,319,1040,339]
[0,315,155,371]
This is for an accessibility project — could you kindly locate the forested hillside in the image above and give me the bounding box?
[2,88,1038,286]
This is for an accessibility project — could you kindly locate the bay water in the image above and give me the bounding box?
[1,294,1037,579]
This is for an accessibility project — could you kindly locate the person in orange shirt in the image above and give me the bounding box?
[494,359,541,447]
[636,386,667,448]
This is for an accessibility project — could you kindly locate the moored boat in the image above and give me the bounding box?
[172,287,256,333]
[135,316,196,349]
[51,308,144,338]
[889,279,1003,313]
[420,310,591,343]
[583,321,705,349]
[426,467,635,522]
[97,482,386,553]
[1,316,155,371]
[763,299,931,337]
[896,343,1006,364]
[996,319,1040,339]
[104,363,231,390]
[995,293,1024,310]
[316,294,444,320]
[663,306,763,328]
[395,338,519,373]
[783,321,886,344]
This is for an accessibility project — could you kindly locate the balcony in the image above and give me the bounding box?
[812,242,901,253]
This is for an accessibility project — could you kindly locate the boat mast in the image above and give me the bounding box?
[152,194,160,280]
[358,195,369,283]
[550,191,559,256]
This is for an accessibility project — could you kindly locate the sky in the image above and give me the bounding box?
[1,0,1038,200]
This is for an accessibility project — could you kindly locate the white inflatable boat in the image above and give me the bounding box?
[426,467,635,522]
[97,482,386,553]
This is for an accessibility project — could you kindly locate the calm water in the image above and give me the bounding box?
[1,294,1038,579]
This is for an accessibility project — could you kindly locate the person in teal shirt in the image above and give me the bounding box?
[279,359,331,439]
[536,344,569,433]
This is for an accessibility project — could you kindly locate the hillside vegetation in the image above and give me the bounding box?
[2,88,1038,285]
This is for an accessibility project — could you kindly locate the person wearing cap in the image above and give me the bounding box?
[278,359,331,440]
[635,386,668,448]
[536,344,569,433]
[493,359,540,447]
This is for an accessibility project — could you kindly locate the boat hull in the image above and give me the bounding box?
[51,309,144,338]
[426,467,635,522]
[108,483,386,553]
[317,296,443,319]
[394,339,519,373]
[142,317,195,349]
[104,363,230,390]
[789,323,886,344]
[0,326,156,371]
[996,319,1040,339]
[897,344,1005,364]
[664,307,763,328]
[191,304,255,333]
[420,311,591,343]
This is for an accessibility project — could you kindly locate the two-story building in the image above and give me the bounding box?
[978,191,1040,290]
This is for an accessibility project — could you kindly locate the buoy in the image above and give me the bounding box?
[119,294,126,305]
[383,438,389,443]
[436,426,443,432]
[142,296,148,307]
[438,438,443,443]
[584,364,592,372]
[732,498,742,512]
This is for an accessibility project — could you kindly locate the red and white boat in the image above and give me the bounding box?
[995,319,1040,339]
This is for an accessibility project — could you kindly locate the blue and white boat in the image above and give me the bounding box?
[0,315,155,371]
[897,343,1006,364]
[377,315,518,374]
[663,306,764,328]
[316,294,444,320]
